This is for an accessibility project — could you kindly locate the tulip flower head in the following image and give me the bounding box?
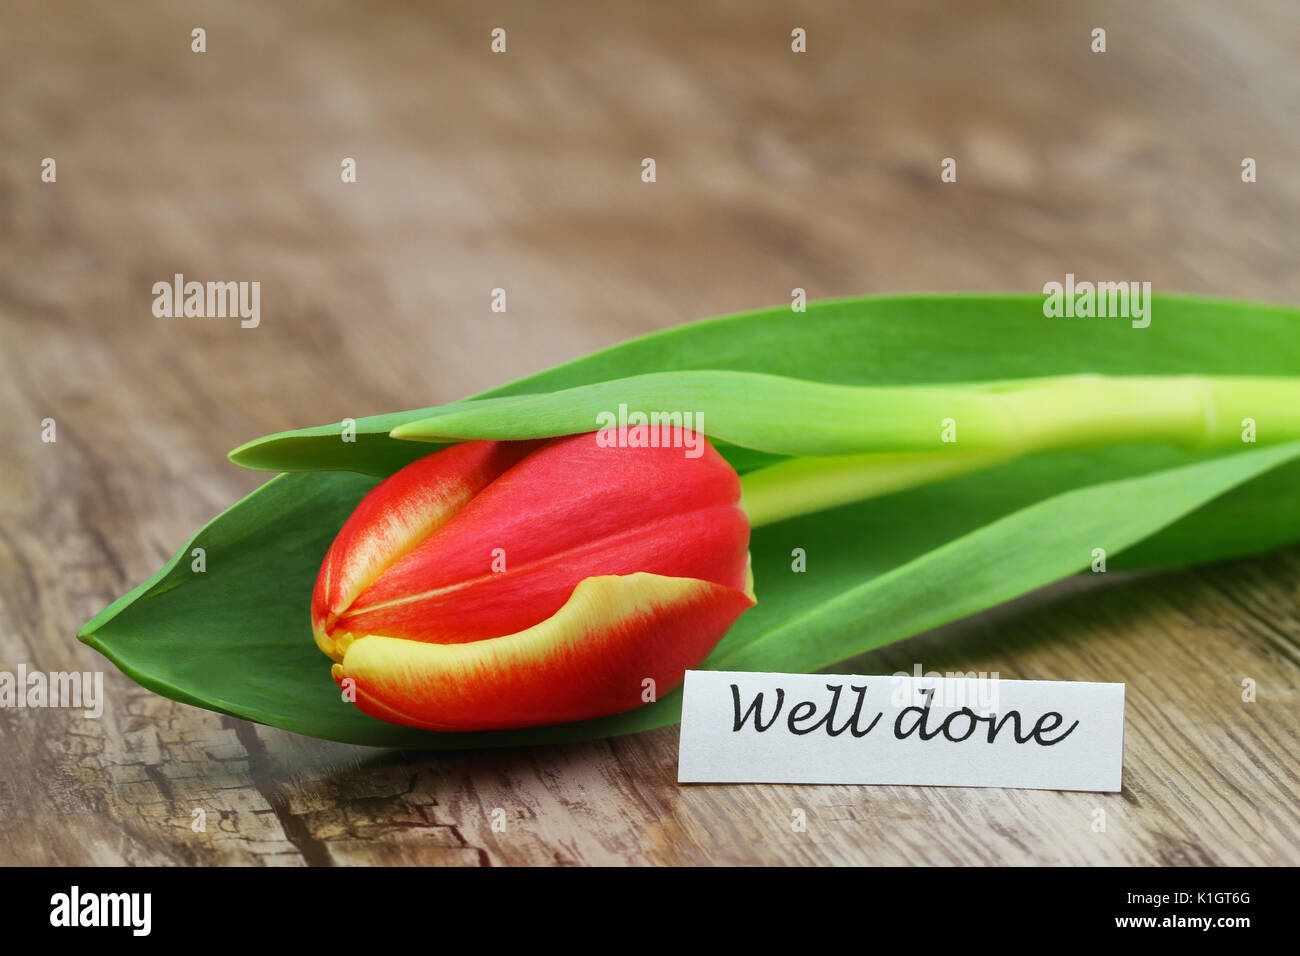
[312,430,754,731]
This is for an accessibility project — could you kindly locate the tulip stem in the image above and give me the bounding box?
[739,450,1013,527]
[738,373,1300,527]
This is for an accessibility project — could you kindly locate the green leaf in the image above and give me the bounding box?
[227,293,1300,475]
[713,441,1300,672]
[387,371,1300,459]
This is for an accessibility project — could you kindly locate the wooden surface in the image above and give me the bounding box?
[2,0,1298,865]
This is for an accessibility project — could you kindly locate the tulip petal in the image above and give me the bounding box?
[338,432,751,643]
[312,440,537,660]
[333,572,755,731]
[338,504,751,644]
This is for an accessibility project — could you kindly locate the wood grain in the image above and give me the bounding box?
[1,0,1297,865]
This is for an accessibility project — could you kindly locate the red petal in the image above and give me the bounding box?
[311,439,538,660]
[341,432,750,643]
[333,573,754,731]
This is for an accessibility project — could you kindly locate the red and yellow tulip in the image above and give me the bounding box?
[311,431,754,731]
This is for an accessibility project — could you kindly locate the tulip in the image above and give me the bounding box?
[312,431,754,731]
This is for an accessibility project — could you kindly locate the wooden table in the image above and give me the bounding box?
[2,0,1297,865]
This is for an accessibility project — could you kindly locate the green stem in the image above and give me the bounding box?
[952,374,1300,452]
[740,374,1300,528]
[740,450,1012,527]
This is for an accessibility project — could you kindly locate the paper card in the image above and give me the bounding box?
[678,671,1125,792]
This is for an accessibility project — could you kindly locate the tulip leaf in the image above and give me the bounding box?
[387,370,1300,458]
[227,293,1300,476]
[712,441,1300,673]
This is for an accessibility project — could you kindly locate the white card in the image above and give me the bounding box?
[678,671,1124,792]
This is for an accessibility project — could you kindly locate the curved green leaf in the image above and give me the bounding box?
[227,293,1300,475]
[714,441,1300,671]
[386,371,1300,458]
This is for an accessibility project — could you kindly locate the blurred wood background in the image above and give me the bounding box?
[1,0,1298,865]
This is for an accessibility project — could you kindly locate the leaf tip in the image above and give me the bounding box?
[388,420,439,442]
[227,437,263,469]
